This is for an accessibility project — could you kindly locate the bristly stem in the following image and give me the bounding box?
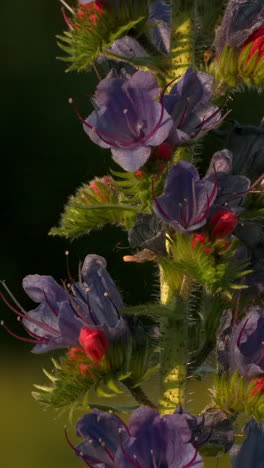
[124,379,158,410]
[169,9,194,80]
[159,6,194,414]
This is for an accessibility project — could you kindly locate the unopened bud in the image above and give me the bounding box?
[79,326,108,361]
[210,210,238,239]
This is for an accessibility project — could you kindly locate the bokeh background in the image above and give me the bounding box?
[1,1,264,467]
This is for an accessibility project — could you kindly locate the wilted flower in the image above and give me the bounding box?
[71,406,203,467]
[231,418,264,468]
[1,255,127,353]
[205,149,250,215]
[229,307,264,378]
[153,161,217,233]
[217,120,264,181]
[128,213,167,256]
[164,67,222,145]
[82,70,173,171]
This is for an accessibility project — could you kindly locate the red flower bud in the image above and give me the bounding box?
[191,233,207,249]
[243,26,264,64]
[68,346,86,360]
[210,210,238,239]
[135,170,144,178]
[78,1,104,24]
[250,377,264,397]
[79,326,108,361]
[191,233,212,255]
[155,143,174,161]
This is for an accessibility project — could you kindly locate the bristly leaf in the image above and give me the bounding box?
[159,234,251,298]
[32,331,158,415]
[213,371,264,422]
[57,1,155,72]
[49,177,138,238]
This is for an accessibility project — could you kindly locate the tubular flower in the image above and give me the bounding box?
[163,68,222,145]
[71,406,204,467]
[1,255,127,353]
[153,161,217,233]
[214,0,264,53]
[229,307,264,379]
[82,70,173,172]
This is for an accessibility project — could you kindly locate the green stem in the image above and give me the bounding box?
[169,9,194,79]
[159,7,195,414]
[124,380,157,410]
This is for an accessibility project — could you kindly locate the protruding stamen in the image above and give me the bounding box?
[1,321,48,344]
[0,280,27,313]
[65,250,75,285]
[59,0,74,14]
[0,291,60,336]
[61,7,74,30]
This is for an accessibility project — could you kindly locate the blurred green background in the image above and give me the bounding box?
[1,1,263,467]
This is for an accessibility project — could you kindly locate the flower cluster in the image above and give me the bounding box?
[80,67,222,172]
[1,254,127,354]
[71,406,204,468]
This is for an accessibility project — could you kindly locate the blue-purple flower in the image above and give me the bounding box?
[229,307,264,378]
[147,0,171,55]
[231,418,264,468]
[72,406,203,467]
[82,70,173,172]
[153,160,217,232]
[163,68,222,145]
[1,255,127,353]
[214,0,264,53]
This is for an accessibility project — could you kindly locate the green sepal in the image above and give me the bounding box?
[213,45,238,87]
[33,330,158,415]
[213,371,264,422]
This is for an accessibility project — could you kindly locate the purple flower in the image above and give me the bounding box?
[147,0,171,55]
[229,307,264,378]
[1,255,127,353]
[231,418,264,468]
[82,70,173,172]
[163,68,222,145]
[214,0,264,53]
[72,406,203,467]
[153,160,217,232]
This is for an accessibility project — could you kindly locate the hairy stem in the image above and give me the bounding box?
[169,10,194,79]
[124,380,157,409]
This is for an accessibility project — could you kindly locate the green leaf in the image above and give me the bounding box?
[50,180,138,238]
[58,1,152,72]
